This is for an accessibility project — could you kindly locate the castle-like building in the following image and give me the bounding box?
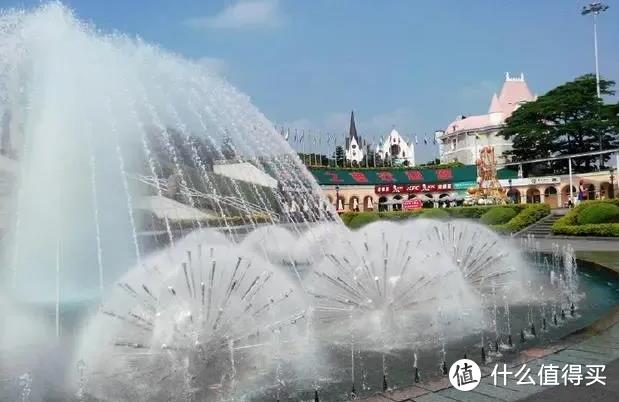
[436,72,536,165]
[344,111,415,166]
[375,128,415,166]
[344,111,364,164]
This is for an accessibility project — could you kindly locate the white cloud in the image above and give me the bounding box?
[185,0,283,30]
[196,57,227,75]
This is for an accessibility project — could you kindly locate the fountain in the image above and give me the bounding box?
[1,3,618,402]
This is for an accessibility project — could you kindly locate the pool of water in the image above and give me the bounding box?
[1,257,618,402]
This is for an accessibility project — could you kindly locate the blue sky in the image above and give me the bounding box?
[3,0,619,162]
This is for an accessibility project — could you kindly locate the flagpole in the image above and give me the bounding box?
[302,129,306,166]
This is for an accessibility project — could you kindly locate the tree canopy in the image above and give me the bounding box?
[500,74,619,173]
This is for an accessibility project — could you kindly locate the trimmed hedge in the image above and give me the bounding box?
[577,203,619,225]
[419,209,450,220]
[553,200,619,237]
[341,203,548,233]
[480,207,518,225]
[491,204,550,234]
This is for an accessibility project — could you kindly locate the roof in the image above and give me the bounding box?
[445,72,535,134]
[488,93,501,113]
[309,166,517,186]
[348,110,358,141]
[497,74,535,115]
[446,114,496,133]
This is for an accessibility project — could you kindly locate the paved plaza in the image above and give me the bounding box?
[355,308,619,402]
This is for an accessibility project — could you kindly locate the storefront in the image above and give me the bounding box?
[311,166,517,212]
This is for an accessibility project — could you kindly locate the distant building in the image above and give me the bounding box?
[438,73,536,165]
[345,111,364,164]
[376,128,415,166]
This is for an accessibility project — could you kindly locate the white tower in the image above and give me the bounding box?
[344,111,364,164]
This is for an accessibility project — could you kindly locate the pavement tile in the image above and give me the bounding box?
[521,345,566,359]
[553,349,610,364]
[580,339,619,350]
[474,382,526,401]
[383,386,429,401]
[354,395,393,402]
[415,377,451,392]
[413,393,456,402]
[482,374,542,396]
[438,387,499,402]
[570,345,619,359]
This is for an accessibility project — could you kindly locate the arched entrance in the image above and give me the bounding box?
[544,186,558,208]
[507,188,521,204]
[336,196,345,211]
[561,185,577,205]
[363,196,374,211]
[526,188,541,204]
[587,184,596,200]
[392,195,403,212]
[378,196,388,212]
[349,196,360,212]
[600,182,614,199]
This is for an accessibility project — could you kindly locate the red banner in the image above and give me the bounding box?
[375,183,453,194]
[403,199,423,210]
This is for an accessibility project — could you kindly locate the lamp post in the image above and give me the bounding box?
[610,168,616,199]
[335,185,340,212]
[582,2,609,169]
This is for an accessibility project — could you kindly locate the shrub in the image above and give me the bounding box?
[480,207,518,225]
[419,209,450,220]
[339,213,355,226]
[552,200,619,237]
[347,212,381,229]
[577,203,619,225]
[492,204,550,234]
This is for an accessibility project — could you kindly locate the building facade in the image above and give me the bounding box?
[311,166,617,213]
[344,111,364,164]
[376,128,415,166]
[437,73,536,165]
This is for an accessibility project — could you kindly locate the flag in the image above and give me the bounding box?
[284,128,289,141]
[415,134,418,144]
[294,129,298,143]
[423,134,428,145]
[299,130,305,142]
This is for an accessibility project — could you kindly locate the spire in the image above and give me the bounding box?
[488,93,501,113]
[348,110,358,141]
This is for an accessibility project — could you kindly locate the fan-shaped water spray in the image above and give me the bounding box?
[0,3,617,402]
[0,2,333,305]
[75,230,306,401]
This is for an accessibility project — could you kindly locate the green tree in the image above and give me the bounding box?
[363,147,377,167]
[333,145,345,167]
[500,74,619,173]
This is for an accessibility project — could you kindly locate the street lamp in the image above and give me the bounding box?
[581,2,609,99]
[610,168,616,199]
[582,2,609,169]
[335,185,340,212]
